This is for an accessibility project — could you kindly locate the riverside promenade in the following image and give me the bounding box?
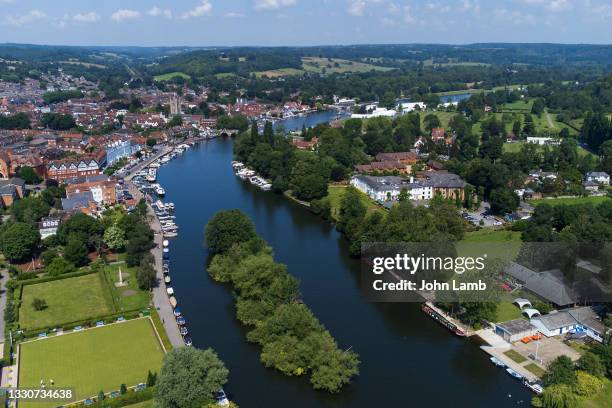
[124,146,184,348]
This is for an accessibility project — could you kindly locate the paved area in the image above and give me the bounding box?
[463,202,504,227]
[124,148,184,348]
[513,336,581,366]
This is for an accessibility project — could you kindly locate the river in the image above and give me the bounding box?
[156,139,531,407]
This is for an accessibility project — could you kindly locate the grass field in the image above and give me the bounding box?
[420,111,456,129]
[524,363,546,377]
[504,349,528,363]
[495,301,524,322]
[500,99,533,113]
[153,71,190,81]
[502,141,595,158]
[528,196,611,207]
[462,229,521,243]
[104,262,150,311]
[302,57,393,74]
[327,185,385,221]
[18,318,165,408]
[254,67,304,78]
[20,273,114,330]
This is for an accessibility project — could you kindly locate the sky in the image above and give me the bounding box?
[1,0,611,47]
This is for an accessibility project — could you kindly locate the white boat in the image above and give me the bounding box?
[146,168,157,182]
[169,296,177,308]
[506,368,523,380]
[524,380,543,394]
[166,287,174,296]
[164,231,178,238]
[149,161,161,168]
[164,275,171,284]
[163,240,169,248]
[260,183,272,191]
[490,357,505,367]
[155,186,165,196]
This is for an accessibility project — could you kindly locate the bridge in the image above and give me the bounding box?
[218,129,240,137]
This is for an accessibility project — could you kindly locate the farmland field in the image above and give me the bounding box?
[153,71,190,81]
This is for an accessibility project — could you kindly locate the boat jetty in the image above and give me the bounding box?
[232,161,272,191]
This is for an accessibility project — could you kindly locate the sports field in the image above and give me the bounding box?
[18,318,164,408]
[19,273,114,330]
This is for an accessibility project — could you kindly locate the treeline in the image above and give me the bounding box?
[204,210,360,393]
[40,113,76,130]
[0,112,30,129]
[42,89,83,104]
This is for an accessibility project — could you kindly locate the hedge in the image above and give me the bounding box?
[68,386,155,408]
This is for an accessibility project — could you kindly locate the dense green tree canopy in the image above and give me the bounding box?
[205,209,257,254]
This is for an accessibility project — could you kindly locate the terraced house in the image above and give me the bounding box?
[46,150,106,181]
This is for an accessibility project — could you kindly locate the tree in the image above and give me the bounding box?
[543,355,577,387]
[32,298,47,311]
[63,235,89,266]
[146,138,157,148]
[337,187,366,239]
[0,222,40,262]
[205,210,257,254]
[532,98,545,116]
[155,347,229,408]
[40,113,76,130]
[136,258,157,290]
[423,114,441,133]
[18,166,42,184]
[576,352,606,378]
[103,225,127,251]
[574,370,603,396]
[167,115,183,128]
[45,257,76,276]
[489,188,519,215]
[146,370,158,387]
[541,384,577,408]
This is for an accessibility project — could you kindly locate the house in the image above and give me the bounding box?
[531,307,606,343]
[0,177,26,207]
[583,180,600,193]
[503,262,576,307]
[527,136,561,146]
[355,152,419,175]
[431,127,445,142]
[61,191,95,213]
[415,171,466,201]
[65,175,118,205]
[39,216,60,239]
[586,171,610,186]
[46,151,106,181]
[292,137,319,151]
[495,319,539,343]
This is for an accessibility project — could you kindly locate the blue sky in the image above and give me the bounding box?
[1,0,611,46]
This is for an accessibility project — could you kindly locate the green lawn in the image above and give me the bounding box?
[420,110,456,130]
[495,301,524,323]
[462,229,522,243]
[104,262,151,312]
[253,68,305,78]
[327,185,385,221]
[458,229,522,262]
[502,141,596,159]
[301,56,393,74]
[153,71,190,81]
[18,318,165,408]
[19,273,114,330]
[504,349,528,363]
[528,196,611,207]
[500,100,533,113]
[524,363,545,378]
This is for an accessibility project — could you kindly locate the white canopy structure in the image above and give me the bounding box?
[513,298,532,309]
[522,308,541,319]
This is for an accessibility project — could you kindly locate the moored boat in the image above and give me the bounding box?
[506,368,523,380]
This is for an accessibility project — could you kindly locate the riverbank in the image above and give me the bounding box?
[155,138,530,407]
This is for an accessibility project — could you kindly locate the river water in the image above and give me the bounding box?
[157,138,530,407]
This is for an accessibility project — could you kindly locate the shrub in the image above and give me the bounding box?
[574,370,603,396]
[32,298,47,311]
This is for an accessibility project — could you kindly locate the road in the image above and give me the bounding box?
[124,146,184,348]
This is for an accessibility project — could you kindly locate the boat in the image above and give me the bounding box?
[176,316,186,325]
[260,182,272,191]
[215,389,229,406]
[173,307,182,317]
[155,186,165,196]
[184,337,193,346]
[149,161,161,168]
[164,231,178,238]
[146,168,157,182]
[163,240,169,248]
[506,368,523,380]
[421,303,466,337]
[164,275,171,284]
[490,357,505,368]
[166,287,174,296]
[523,380,543,394]
[169,296,177,308]
[180,326,188,336]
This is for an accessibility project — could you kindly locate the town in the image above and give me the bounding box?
[0,4,611,408]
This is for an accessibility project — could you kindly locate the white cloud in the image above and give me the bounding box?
[72,12,100,23]
[254,0,296,10]
[547,0,572,11]
[347,0,383,16]
[403,5,415,23]
[495,8,536,25]
[4,10,46,26]
[225,12,245,18]
[148,6,172,18]
[111,9,141,22]
[182,1,213,18]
